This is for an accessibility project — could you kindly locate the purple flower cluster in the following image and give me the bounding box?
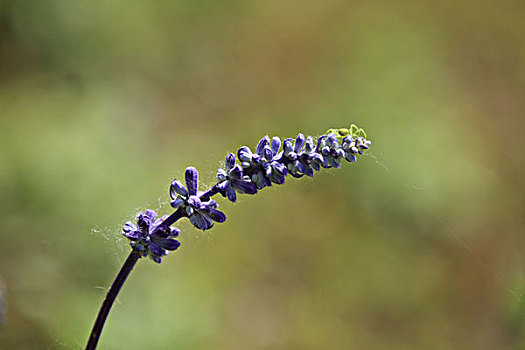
[169,167,226,231]
[122,210,181,263]
[121,126,371,263]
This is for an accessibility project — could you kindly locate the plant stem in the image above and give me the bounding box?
[161,207,185,227]
[86,250,140,350]
[199,184,220,201]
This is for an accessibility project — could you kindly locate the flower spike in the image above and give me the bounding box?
[121,125,371,262]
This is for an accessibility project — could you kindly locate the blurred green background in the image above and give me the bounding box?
[1,0,524,349]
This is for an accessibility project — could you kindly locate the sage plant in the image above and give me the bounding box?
[85,125,371,349]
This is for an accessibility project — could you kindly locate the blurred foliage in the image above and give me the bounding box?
[1,0,524,349]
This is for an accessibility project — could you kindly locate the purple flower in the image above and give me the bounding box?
[341,136,359,163]
[121,209,180,263]
[216,153,257,202]
[355,136,371,153]
[316,133,345,168]
[341,136,371,162]
[170,167,226,230]
[237,136,287,189]
[278,133,323,177]
[297,135,324,175]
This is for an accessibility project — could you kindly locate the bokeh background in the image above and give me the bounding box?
[1,0,524,349]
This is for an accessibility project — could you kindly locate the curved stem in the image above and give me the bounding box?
[86,251,140,350]
[199,184,220,201]
[85,183,219,349]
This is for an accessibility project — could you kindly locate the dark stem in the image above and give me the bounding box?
[85,185,218,349]
[199,184,220,201]
[161,207,185,227]
[86,250,140,350]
